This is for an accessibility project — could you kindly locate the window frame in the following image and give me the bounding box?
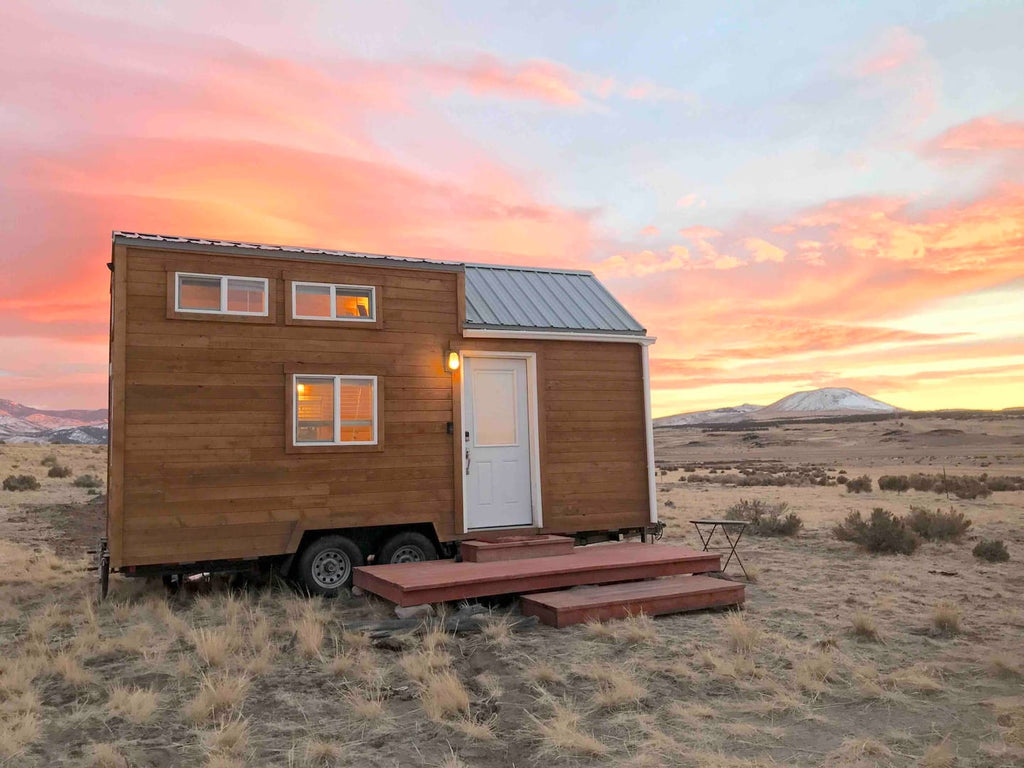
[291,373,378,447]
[174,272,270,317]
[290,281,377,323]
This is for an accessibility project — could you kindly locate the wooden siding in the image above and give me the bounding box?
[113,245,650,569]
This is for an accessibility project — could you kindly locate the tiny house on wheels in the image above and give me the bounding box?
[103,231,658,596]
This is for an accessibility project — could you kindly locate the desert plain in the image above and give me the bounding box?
[0,411,1022,767]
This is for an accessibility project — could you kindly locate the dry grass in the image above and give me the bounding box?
[89,742,129,768]
[530,699,609,757]
[667,701,717,728]
[850,611,880,642]
[578,664,647,708]
[987,653,1023,679]
[919,741,955,768]
[794,651,836,695]
[345,685,389,723]
[932,601,961,636]
[618,611,660,643]
[719,611,761,655]
[294,612,325,659]
[107,685,159,724]
[191,627,234,667]
[301,739,343,765]
[525,660,566,686]
[419,670,470,722]
[0,712,40,759]
[582,619,616,639]
[201,717,250,757]
[400,648,451,685]
[53,651,96,686]
[184,673,250,723]
[448,716,497,741]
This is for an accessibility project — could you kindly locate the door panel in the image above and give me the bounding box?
[465,356,533,530]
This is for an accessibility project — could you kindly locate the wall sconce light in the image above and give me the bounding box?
[445,350,460,373]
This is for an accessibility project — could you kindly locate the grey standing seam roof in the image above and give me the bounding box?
[464,265,645,335]
[112,232,646,336]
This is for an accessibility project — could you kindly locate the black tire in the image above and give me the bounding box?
[377,531,438,565]
[296,535,364,596]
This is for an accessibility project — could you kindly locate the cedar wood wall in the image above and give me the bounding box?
[108,245,650,568]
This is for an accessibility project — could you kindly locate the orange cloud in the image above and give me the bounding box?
[678,225,722,239]
[640,225,660,237]
[924,117,1024,154]
[742,237,787,263]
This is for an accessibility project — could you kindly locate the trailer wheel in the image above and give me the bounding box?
[377,531,438,565]
[297,535,363,596]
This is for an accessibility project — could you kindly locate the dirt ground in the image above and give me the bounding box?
[1,417,1023,767]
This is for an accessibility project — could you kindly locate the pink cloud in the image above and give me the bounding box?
[924,116,1024,154]
[640,225,660,237]
[855,27,925,77]
[742,237,787,263]
[675,193,705,209]
[678,225,722,239]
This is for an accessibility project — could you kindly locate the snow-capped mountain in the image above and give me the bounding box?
[654,387,901,426]
[0,399,108,444]
[654,404,764,427]
[758,388,898,416]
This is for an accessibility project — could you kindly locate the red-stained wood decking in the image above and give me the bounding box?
[520,574,744,628]
[353,542,720,607]
[461,535,575,562]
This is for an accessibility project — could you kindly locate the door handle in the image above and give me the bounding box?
[465,449,471,475]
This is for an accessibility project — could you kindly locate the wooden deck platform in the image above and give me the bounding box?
[520,574,744,628]
[461,534,574,562]
[352,542,720,607]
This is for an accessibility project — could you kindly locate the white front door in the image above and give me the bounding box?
[464,356,534,530]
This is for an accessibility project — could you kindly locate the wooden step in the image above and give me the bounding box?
[520,575,745,628]
[461,535,574,562]
[353,543,720,607]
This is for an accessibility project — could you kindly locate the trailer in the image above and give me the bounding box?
[103,231,658,596]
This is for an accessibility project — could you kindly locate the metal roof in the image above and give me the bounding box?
[113,232,645,336]
[112,231,464,272]
[464,265,645,335]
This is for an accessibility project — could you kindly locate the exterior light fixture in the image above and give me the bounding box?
[445,350,460,372]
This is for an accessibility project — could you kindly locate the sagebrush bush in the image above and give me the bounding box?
[878,475,910,494]
[40,454,59,467]
[833,508,919,554]
[725,499,802,536]
[73,474,103,489]
[3,474,40,491]
[845,475,872,494]
[906,506,971,541]
[972,539,1009,563]
[836,475,849,485]
[47,464,72,479]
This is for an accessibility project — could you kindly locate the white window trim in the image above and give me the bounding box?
[175,272,269,316]
[291,281,377,322]
[292,374,378,447]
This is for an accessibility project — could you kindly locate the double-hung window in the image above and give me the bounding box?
[175,273,268,316]
[292,281,376,322]
[293,374,377,446]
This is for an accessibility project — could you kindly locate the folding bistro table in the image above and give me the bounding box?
[690,519,750,579]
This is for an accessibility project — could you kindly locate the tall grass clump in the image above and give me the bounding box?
[725,499,802,536]
[833,508,919,554]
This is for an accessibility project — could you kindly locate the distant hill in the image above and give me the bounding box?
[655,387,901,427]
[0,399,108,444]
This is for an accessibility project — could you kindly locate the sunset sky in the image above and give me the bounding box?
[2,1,1022,415]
